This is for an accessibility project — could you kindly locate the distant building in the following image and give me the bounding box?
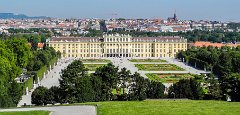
[160,26,173,32]
[28,43,44,49]
[37,43,44,49]
[168,11,178,23]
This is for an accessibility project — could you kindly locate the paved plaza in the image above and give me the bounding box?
[107,57,210,78]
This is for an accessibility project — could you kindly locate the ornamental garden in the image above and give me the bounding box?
[135,64,184,71]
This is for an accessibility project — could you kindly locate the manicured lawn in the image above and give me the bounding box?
[0,111,49,115]
[84,64,106,71]
[135,64,184,71]
[80,100,240,115]
[80,59,111,63]
[130,59,166,62]
[146,73,194,83]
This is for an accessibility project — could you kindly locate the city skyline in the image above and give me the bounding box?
[0,0,240,21]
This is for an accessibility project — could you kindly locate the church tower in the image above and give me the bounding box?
[173,10,177,21]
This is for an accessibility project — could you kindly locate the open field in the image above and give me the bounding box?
[81,100,240,115]
[0,111,49,115]
[80,59,111,63]
[146,73,194,83]
[129,59,167,62]
[84,64,106,71]
[135,64,184,71]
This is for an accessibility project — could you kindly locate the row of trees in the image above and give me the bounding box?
[168,74,222,100]
[32,60,165,106]
[7,28,51,35]
[177,46,240,101]
[0,38,32,107]
[26,47,60,71]
[0,34,59,107]
[177,46,240,77]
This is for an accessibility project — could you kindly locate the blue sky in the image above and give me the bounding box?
[1,0,239,21]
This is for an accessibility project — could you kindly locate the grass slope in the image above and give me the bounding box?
[83,100,240,115]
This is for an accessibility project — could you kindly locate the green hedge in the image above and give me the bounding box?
[22,76,34,94]
[37,57,58,80]
[21,57,59,94]
[188,57,208,70]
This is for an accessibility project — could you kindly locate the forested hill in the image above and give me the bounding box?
[0,13,48,19]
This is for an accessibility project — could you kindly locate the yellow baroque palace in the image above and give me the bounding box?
[46,34,187,58]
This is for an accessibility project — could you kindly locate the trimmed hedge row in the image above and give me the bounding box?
[22,57,59,94]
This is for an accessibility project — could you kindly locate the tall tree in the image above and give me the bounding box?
[220,73,240,101]
[118,67,131,94]
[6,38,32,68]
[31,86,49,106]
[204,74,222,100]
[147,81,165,99]
[94,63,118,100]
[129,72,148,101]
[59,60,88,103]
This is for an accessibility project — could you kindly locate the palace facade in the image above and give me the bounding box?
[46,34,187,58]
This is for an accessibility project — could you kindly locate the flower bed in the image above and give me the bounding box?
[135,64,184,71]
[84,64,106,71]
[146,73,194,83]
[80,59,111,63]
[130,59,166,62]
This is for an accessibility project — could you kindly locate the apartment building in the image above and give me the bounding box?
[46,34,187,58]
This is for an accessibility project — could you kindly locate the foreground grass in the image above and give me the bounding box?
[79,100,240,115]
[0,111,49,115]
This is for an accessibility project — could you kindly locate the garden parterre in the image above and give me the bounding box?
[135,64,184,71]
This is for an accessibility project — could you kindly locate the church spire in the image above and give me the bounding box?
[174,10,177,21]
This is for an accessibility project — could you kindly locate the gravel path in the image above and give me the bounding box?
[18,58,74,107]
[0,105,96,115]
[15,58,97,115]
[109,58,148,78]
[162,58,211,75]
